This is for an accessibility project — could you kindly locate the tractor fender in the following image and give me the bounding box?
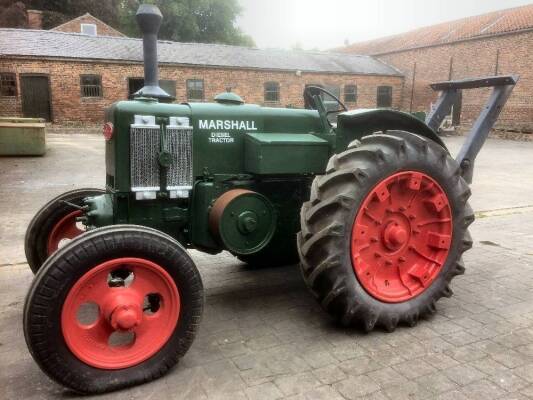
[336,109,447,152]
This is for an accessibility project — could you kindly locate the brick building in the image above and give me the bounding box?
[0,14,402,125]
[340,4,533,132]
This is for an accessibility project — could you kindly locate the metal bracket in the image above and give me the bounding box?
[426,75,518,183]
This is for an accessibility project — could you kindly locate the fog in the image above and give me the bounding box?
[237,0,532,50]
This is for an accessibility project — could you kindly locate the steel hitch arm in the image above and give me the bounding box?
[425,75,518,183]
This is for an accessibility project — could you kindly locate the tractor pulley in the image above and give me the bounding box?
[209,189,276,255]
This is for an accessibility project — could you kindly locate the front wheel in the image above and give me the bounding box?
[298,131,474,331]
[24,225,204,394]
[24,188,105,274]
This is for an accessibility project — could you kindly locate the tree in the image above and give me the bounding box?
[118,0,254,46]
[0,0,254,47]
[0,0,27,28]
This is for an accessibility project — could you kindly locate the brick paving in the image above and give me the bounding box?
[1,134,533,399]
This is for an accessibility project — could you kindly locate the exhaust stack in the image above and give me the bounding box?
[134,4,173,100]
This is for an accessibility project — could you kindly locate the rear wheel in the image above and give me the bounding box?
[298,132,474,331]
[24,225,203,393]
[24,188,104,274]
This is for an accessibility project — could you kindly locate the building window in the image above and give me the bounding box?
[187,79,204,101]
[377,86,392,108]
[80,74,102,97]
[0,73,17,96]
[264,81,280,102]
[344,85,357,103]
[159,80,177,98]
[81,23,97,36]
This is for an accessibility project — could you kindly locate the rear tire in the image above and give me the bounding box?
[298,132,474,331]
[24,188,104,274]
[24,225,204,394]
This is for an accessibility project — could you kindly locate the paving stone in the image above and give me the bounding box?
[311,364,347,385]
[434,390,471,400]
[443,364,487,385]
[380,381,433,400]
[393,359,437,379]
[423,353,461,370]
[273,372,321,396]
[333,375,380,399]
[244,382,283,400]
[415,372,459,394]
[459,379,506,399]
[338,356,384,376]
[491,350,533,369]
[513,363,533,383]
[285,385,346,400]
[489,370,529,392]
[367,366,408,388]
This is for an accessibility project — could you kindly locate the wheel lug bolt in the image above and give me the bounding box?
[371,237,379,243]
[399,256,406,262]
[374,252,381,258]
[408,214,416,220]
[385,260,392,266]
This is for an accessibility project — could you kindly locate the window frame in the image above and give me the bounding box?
[0,72,17,97]
[81,23,97,36]
[186,79,205,101]
[80,74,103,98]
[264,81,280,103]
[377,85,393,108]
[344,84,357,103]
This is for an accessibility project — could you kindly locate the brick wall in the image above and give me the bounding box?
[374,31,533,132]
[51,14,125,37]
[0,58,403,125]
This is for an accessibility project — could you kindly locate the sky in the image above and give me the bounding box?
[236,0,533,50]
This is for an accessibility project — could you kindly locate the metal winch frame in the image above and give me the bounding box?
[425,75,518,183]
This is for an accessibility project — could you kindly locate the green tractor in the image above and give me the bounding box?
[23,4,517,394]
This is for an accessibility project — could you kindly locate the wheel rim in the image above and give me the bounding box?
[61,257,180,369]
[47,210,84,255]
[351,171,453,303]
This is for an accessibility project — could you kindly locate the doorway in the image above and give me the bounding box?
[20,75,52,121]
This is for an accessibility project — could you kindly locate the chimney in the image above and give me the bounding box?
[27,10,43,30]
[134,4,173,100]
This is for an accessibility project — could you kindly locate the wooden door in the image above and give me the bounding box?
[20,75,51,121]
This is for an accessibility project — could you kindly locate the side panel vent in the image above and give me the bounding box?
[130,125,160,191]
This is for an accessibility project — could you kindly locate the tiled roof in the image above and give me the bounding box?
[339,4,533,55]
[0,28,401,76]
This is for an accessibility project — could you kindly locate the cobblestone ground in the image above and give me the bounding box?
[1,134,533,399]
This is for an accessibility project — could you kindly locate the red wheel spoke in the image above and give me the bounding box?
[417,217,451,227]
[47,210,84,254]
[78,315,113,344]
[130,266,165,296]
[409,246,441,264]
[351,171,452,303]
[427,232,451,250]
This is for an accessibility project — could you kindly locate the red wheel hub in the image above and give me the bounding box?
[61,258,180,369]
[351,171,452,303]
[47,210,84,255]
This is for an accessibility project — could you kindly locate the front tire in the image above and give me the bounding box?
[24,188,105,274]
[24,225,204,394]
[298,132,474,331]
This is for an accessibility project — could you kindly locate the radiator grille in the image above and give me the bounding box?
[166,126,193,190]
[130,125,160,191]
